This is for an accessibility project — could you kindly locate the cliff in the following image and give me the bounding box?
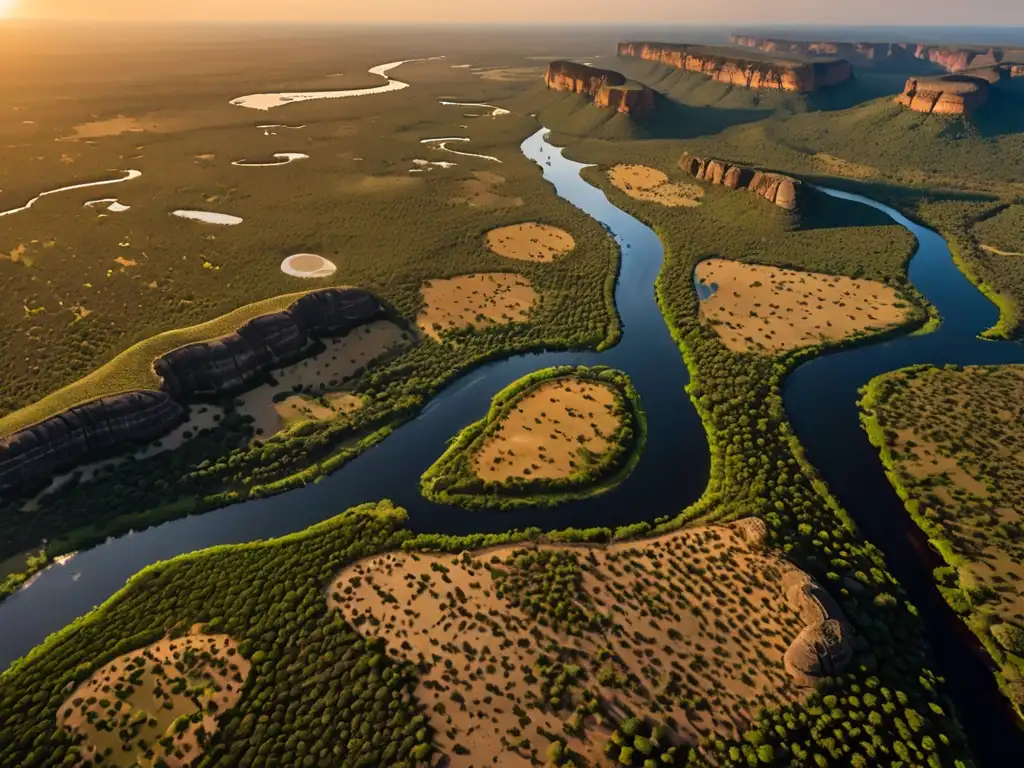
[617,42,852,93]
[155,288,384,397]
[0,392,185,489]
[895,75,990,115]
[682,155,802,211]
[731,35,1024,74]
[544,60,655,115]
[0,288,386,490]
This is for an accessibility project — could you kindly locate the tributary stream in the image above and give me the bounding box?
[2,128,1022,764]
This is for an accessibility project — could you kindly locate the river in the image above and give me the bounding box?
[2,127,1022,763]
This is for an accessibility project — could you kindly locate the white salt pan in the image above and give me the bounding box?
[172,210,243,226]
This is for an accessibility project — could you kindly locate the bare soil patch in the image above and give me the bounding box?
[416,273,537,341]
[696,258,911,353]
[474,377,620,482]
[237,320,408,436]
[452,171,523,208]
[58,630,251,768]
[812,153,877,180]
[328,519,807,765]
[609,165,704,207]
[486,223,575,263]
[60,115,168,141]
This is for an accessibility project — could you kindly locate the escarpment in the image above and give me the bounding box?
[730,34,1024,74]
[544,60,654,114]
[0,392,185,489]
[0,288,387,490]
[780,567,855,686]
[682,155,802,211]
[617,42,852,93]
[156,288,384,397]
[895,75,990,115]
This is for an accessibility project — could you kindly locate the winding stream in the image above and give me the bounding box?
[1,129,1022,762]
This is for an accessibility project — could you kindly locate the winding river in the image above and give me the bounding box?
[1,128,1022,762]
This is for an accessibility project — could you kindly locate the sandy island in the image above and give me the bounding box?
[474,377,621,482]
[609,165,704,208]
[486,223,575,263]
[416,273,537,341]
[59,630,251,768]
[328,519,809,765]
[695,258,912,353]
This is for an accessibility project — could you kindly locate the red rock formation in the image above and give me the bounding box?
[618,42,852,93]
[731,34,1024,74]
[683,155,802,211]
[544,60,654,114]
[895,75,990,115]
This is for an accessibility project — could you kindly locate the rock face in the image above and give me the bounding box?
[617,42,852,93]
[0,288,387,490]
[895,75,990,115]
[730,35,1024,74]
[544,60,655,114]
[156,288,384,397]
[0,392,185,489]
[682,155,802,211]
[780,567,855,686]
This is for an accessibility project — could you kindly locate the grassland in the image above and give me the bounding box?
[861,364,1024,717]
[421,365,644,509]
[974,204,1024,255]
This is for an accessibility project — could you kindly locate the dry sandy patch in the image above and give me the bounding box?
[609,165,704,207]
[453,171,523,208]
[486,223,575,263]
[812,153,877,180]
[474,377,621,482]
[417,273,537,341]
[60,115,167,141]
[58,630,251,768]
[980,244,1024,257]
[237,320,409,436]
[695,258,912,354]
[476,66,545,81]
[328,519,808,765]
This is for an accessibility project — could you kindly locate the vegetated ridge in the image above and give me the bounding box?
[617,41,852,93]
[544,60,655,114]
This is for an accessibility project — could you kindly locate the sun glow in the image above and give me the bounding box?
[0,0,15,19]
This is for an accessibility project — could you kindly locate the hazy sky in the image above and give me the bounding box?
[5,0,1024,25]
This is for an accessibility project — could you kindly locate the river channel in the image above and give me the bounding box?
[2,127,1022,763]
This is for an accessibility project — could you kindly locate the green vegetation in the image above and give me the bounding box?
[579,158,973,765]
[860,364,1024,717]
[0,501,437,768]
[974,204,1024,254]
[420,365,645,509]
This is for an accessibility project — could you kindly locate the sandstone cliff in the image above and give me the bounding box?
[682,155,802,211]
[895,75,990,115]
[0,288,387,490]
[155,288,384,397]
[544,60,655,114]
[0,392,185,489]
[731,34,1024,74]
[617,42,852,93]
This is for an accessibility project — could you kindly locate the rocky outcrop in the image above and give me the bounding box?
[730,35,1024,74]
[617,42,852,93]
[0,288,387,490]
[0,392,185,489]
[780,567,855,686]
[682,155,802,211]
[544,60,655,115]
[895,75,990,115]
[156,288,384,397]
